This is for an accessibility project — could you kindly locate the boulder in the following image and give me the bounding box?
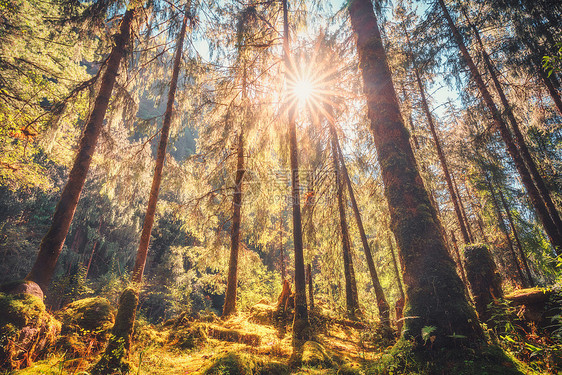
[0,292,60,370]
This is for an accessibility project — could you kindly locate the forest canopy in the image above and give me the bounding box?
[0,0,561,374]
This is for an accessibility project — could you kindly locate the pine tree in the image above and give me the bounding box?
[348,0,482,345]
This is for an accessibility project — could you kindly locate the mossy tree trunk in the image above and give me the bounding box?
[25,8,135,292]
[223,130,245,317]
[282,0,308,342]
[307,264,314,312]
[348,0,482,345]
[463,245,503,323]
[328,117,360,319]
[438,0,562,255]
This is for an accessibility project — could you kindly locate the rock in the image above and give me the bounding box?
[249,303,275,325]
[167,323,207,349]
[301,341,334,368]
[0,292,60,370]
[55,297,115,357]
[0,280,44,300]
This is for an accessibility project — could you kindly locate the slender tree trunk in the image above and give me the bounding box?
[349,0,482,345]
[132,11,188,284]
[452,173,474,243]
[282,0,308,342]
[328,111,390,325]
[409,51,471,244]
[223,130,245,317]
[85,242,97,279]
[538,65,562,115]
[387,235,405,333]
[329,118,360,319]
[438,0,562,255]
[307,264,314,312]
[497,186,534,286]
[279,216,286,281]
[25,9,135,292]
[485,177,528,287]
[465,11,562,254]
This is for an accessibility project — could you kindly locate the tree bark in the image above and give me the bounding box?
[307,264,314,312]
[387,235,405,333]
[26,9,135,292]
[132,10,188,284]
[223,131,245,317]
[452,173,474,243]
[328,111,389,325]
[348,0,482,345]
[329,118,361,319]
[438,0,562,255]
[450,231,469,291]
[282,0,308,342]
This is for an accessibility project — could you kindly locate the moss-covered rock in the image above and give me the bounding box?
[55,297,115,358]
[167,323,207,349]
[301,340,334,368]
[463,244,503,323]
[0,280,44,299]
[249,303,275,325]
[338,361,364,375]
[202,352,289,375]
[0,292,61,370]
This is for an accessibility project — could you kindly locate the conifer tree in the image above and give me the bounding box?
[348,0,482,345]
[26,6,137,292]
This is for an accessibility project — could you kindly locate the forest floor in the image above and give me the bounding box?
[13,302,384,375]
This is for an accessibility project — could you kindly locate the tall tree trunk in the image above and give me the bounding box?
[223,130,245,317]
[328,111,390,325]
[279,216,286,281]
[307,264,314,312]
[329,118,360,319]
[465,10,562,254]
[282,0,308,342]
[438,0,562,255]
[26,9,135,292]
[348,0,482,345]
[132,10,188,284]
[497,186,534,286]
[485,177,528,287]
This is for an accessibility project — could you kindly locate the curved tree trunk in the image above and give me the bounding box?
[26,9,136,292]
[132,10,189,284]
[348,0,482,345]
[438,0,562,255]
[282,0,308,342]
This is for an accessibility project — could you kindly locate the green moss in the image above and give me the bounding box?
[366,339,535,375]
[0,292,61,370]
[168,323,207,349]
[301,341,334,369]
[201,352,289,375]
